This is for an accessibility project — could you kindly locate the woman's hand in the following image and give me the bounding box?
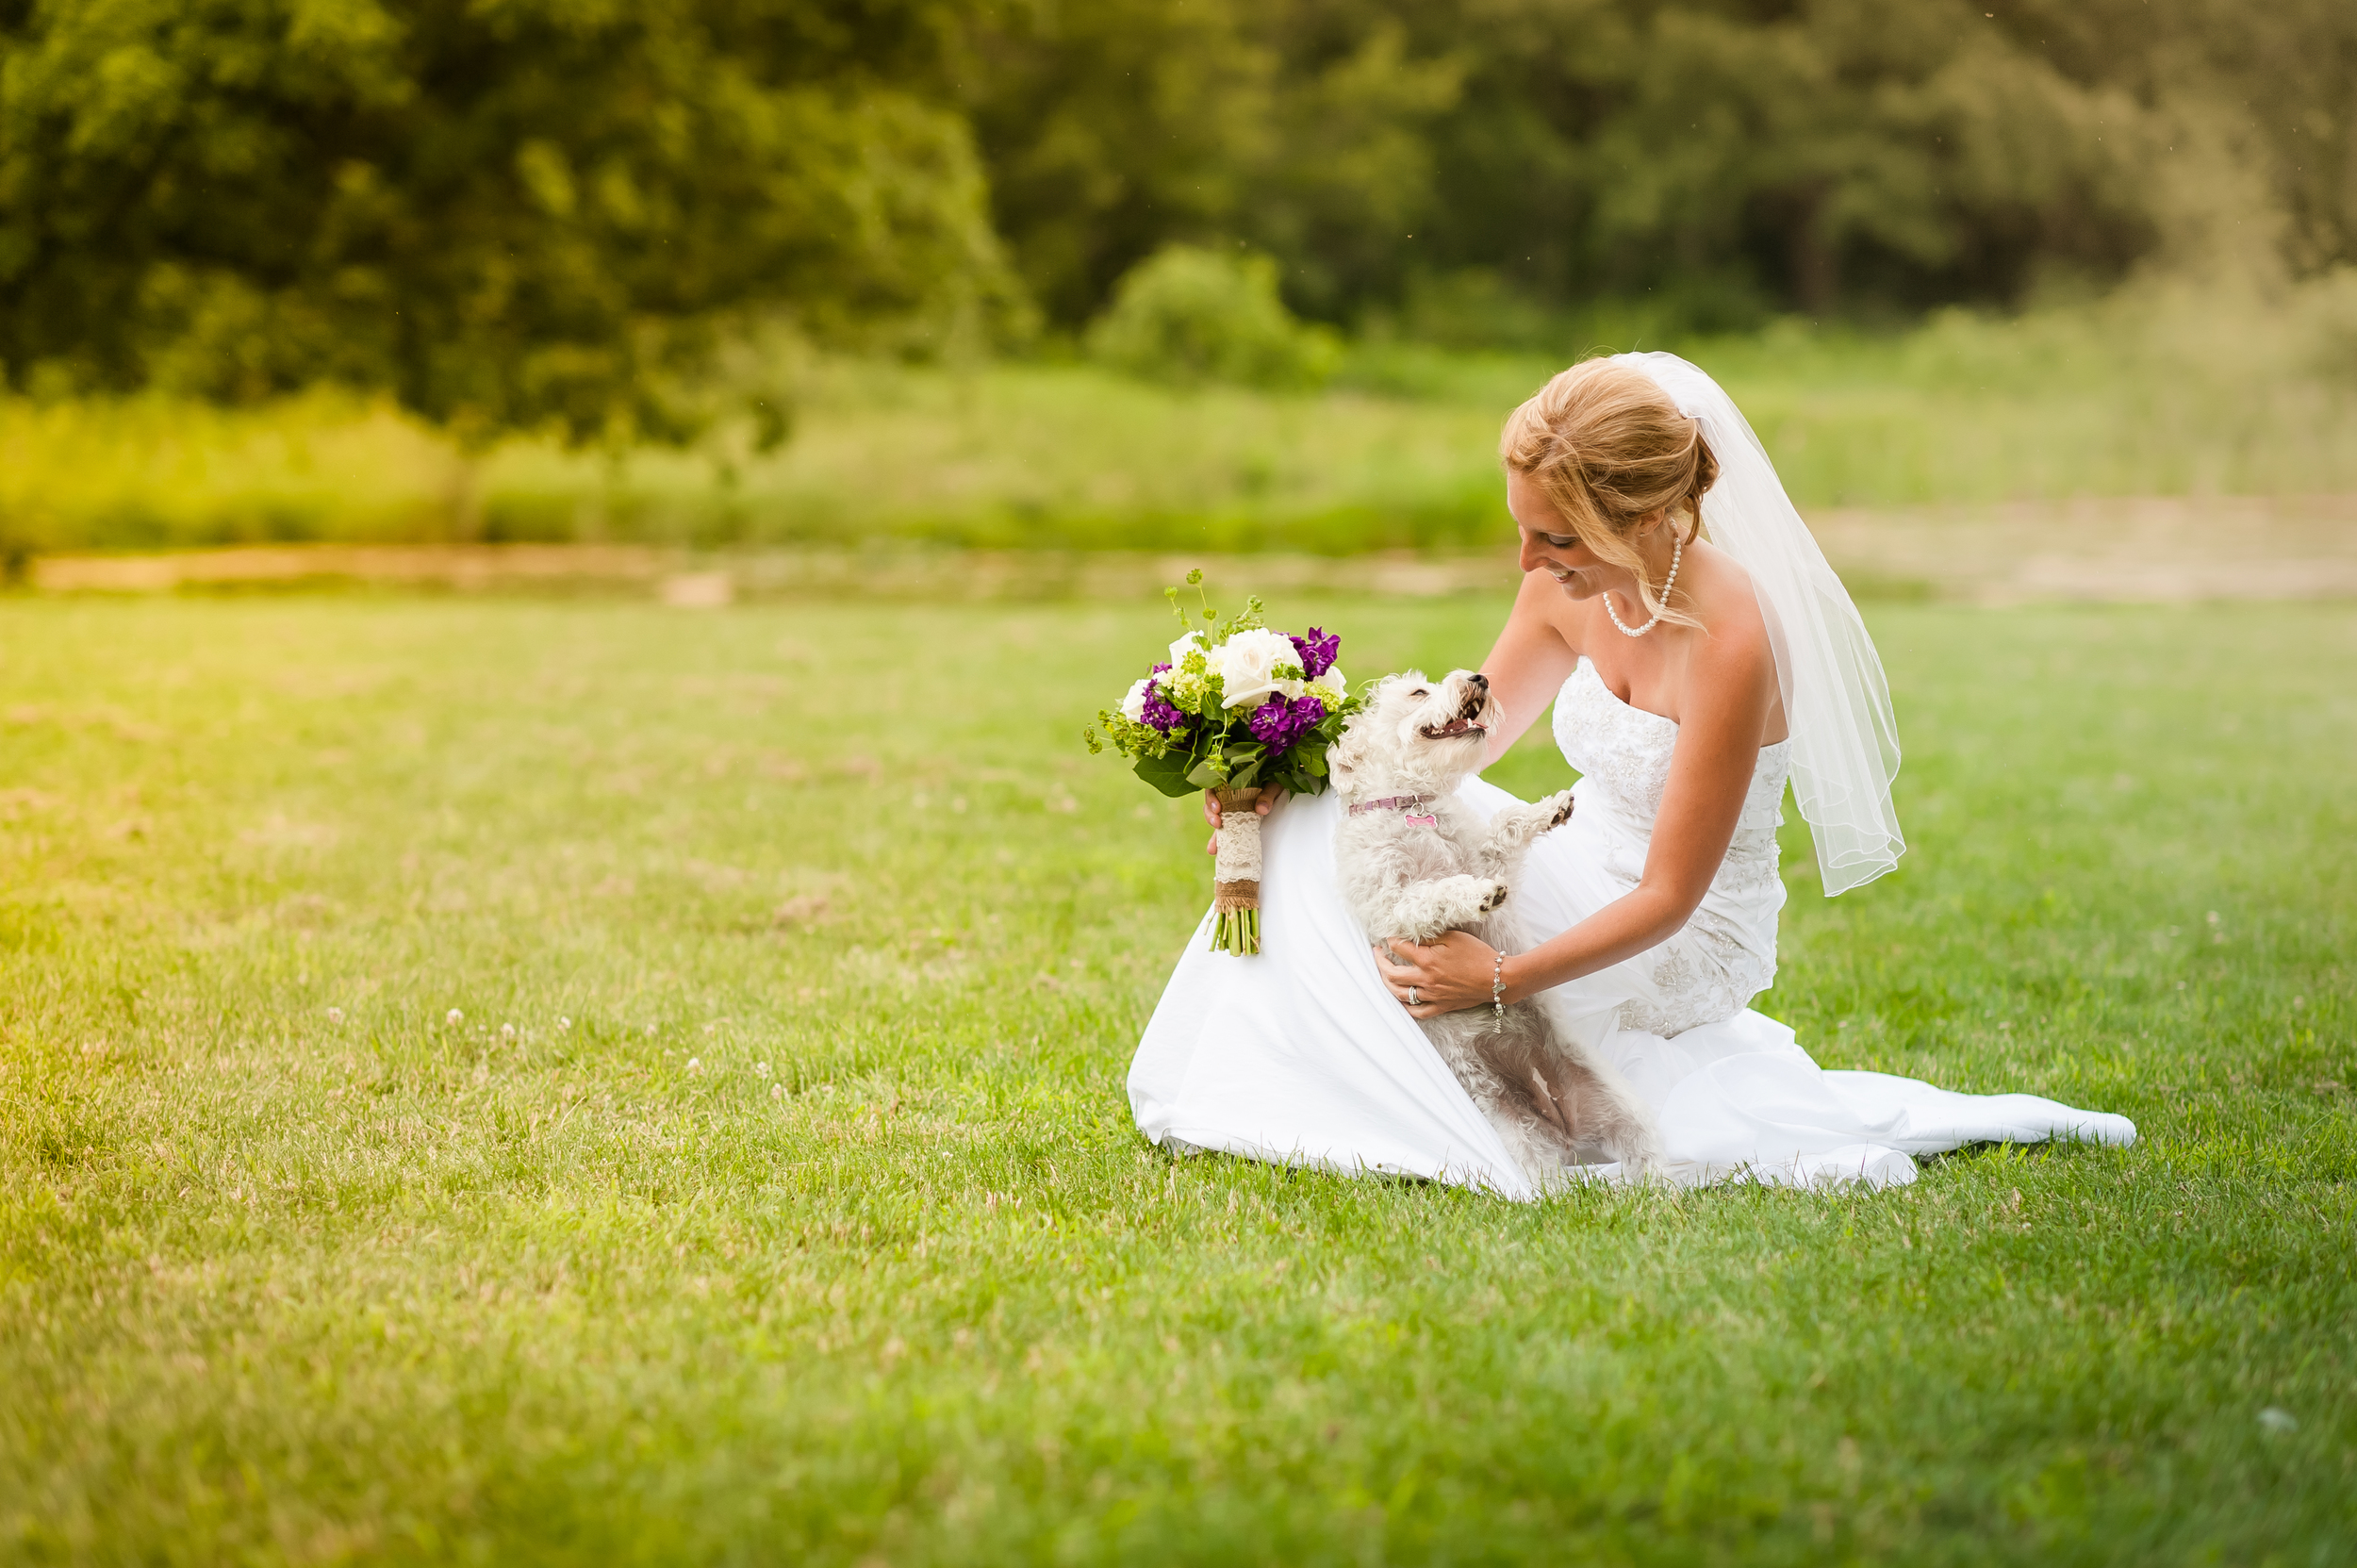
[1203,788,1288,854]
[1373,932,1501,1018]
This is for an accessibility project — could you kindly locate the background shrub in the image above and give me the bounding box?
[1085,247,1339,390]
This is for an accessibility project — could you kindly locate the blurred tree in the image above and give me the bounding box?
[2007,0,2357,282]
[965,0,1460,329]
[1402,0,2164,321]
[963,0,1277,330]
[971,0,2237,330]
[1241,13,1464,320]
[0,0,1023,444]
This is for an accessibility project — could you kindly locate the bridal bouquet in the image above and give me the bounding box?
[1086,572,1358,954]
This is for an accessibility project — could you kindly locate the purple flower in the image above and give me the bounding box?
[1289,628,1339,682]
[1248,693,1327,753]
[1119,661,1194,735]
[1140,673,1192,734]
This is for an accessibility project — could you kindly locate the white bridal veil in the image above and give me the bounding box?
[1615,352,1905,894]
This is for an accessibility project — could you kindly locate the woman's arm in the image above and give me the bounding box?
[1476,571,1581,767]
[1376,619,1778,1015]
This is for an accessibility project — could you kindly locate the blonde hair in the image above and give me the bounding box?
[1499,356,1718,629]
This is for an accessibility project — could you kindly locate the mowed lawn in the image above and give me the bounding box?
[2,591,2350,1566]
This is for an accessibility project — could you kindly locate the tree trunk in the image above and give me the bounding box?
[1788,187,1839,317]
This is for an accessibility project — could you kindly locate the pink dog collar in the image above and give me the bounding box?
[1350,794,1440,824]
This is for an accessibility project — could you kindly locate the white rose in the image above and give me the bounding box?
[1310,667,1346,706]
[1168,631,1208,668]
[1120,676,1153,723]
[1210,627,1303,709]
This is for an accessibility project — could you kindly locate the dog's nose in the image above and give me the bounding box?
[1468,673,1489,689]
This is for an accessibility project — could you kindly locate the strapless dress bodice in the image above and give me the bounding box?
[1552,657,1792,837]
[1541,657,1792,1037]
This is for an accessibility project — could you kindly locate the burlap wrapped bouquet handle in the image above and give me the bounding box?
[1209,784,1265,954]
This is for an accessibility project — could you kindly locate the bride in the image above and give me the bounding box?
[1128,352,2135,1194]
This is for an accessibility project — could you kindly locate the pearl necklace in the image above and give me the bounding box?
[1603,532,1684,637]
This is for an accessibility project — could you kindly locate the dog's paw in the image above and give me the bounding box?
[1477,881,1509,913]
[1544,789,1576,830]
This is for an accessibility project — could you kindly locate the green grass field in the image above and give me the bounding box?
[10,277,2357,559]
[3,591,2351,1565]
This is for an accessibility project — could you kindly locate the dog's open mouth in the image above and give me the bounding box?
[1418,718,1487,739]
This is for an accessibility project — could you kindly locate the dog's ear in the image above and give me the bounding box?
[1328,713,1363,788]
[1327,675,1392,792]
[1339,707,1376,783]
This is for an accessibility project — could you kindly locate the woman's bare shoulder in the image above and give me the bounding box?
[1681,542,1783,734]
[1686,540,1769,649]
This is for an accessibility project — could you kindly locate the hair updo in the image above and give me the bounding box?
[1499,356,1719,628]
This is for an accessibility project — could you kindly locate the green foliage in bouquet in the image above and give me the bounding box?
[1085,571,1360,801]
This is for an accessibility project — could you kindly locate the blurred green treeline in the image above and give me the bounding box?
[965,0,2354,333]
[2,0,2354,555]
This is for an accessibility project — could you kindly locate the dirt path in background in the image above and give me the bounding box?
[24,494,2357,605]
[1806,493,2357,605]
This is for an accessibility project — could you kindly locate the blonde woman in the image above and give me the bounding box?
[1129,353,2134,1194]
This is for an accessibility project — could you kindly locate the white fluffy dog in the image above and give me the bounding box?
[1331,669,1659,1182]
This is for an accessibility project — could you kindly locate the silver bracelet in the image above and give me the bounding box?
[1491,950,1507,1018]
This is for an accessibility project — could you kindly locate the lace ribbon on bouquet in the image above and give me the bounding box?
[1209,785,1266,952]
[1616,352,1905,894]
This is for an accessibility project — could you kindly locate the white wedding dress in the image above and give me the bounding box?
[1128,656,2135,1197]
